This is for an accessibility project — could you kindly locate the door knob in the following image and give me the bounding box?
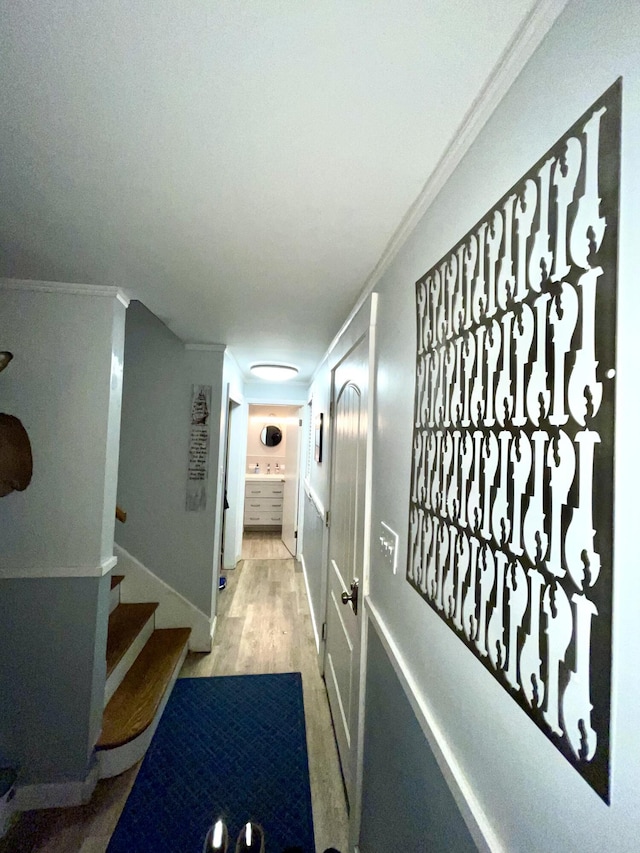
[341,579,359,615]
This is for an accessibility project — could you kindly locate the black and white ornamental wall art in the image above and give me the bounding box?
[406,80,620,801]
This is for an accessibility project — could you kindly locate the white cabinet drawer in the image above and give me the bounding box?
[244,509,283,526]
[245,481,284,498]
[244,498,283,512]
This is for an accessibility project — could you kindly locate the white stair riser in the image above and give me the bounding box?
[104,614,155,707]
[109,583,121,614]
[97,643,189,779]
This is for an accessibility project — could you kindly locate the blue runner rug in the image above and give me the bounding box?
[107,673,315,853]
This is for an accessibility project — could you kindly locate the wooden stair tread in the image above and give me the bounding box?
[98,628,191,750]
[110,574,125,590]
[106,602,158,678]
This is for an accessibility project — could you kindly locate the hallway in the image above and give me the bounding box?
[181,532,349,851]
[1,534,348,853]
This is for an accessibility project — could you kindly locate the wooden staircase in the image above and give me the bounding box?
[96,574,191,778]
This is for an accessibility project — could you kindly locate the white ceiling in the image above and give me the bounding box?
[0,0,539,383]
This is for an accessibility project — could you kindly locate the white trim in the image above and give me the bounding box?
[104,611,156,706]
[299,553,320,654]
[97,642,188,779]
[315,0,569,381]
[13,762,98,811]
[365,597,501,853]
[114,544,213,651]
[303,479,325,520]
[224,347,243,372]
[0,278,130,306]
[0,555,117,579]
[184,342,226,352]
[349,295,377,852]
[102,556,118,575]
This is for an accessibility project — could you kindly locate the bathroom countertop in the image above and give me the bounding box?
[245,474,285,481]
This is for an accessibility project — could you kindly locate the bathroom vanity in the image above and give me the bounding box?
[243,476,285,528]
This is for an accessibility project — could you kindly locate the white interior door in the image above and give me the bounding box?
[324,333,369,808]
[281,411,301,556]
[222,397,244,571]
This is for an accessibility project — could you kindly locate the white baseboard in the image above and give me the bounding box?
[13,762,98,811]
[114,544,213,652]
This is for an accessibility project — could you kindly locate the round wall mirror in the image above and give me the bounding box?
[260,424,282,447]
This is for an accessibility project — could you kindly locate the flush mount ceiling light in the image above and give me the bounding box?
[250,363,299,381]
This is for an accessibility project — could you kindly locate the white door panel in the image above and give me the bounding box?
[324,333,369,807]
[325,588,354,761]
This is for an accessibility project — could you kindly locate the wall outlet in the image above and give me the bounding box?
[378,521,399,574]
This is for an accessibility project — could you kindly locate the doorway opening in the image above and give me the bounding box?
[243,404,304,560]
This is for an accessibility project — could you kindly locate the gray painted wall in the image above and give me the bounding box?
[359,629,476,852]
[0,575,110,785]
[0,287,126,573]
[361,0,640,850]
[116,302,224,616]
[298,1,640,849]
[301,491,325,634]
[0,284,124,791]
[299,371,331,646]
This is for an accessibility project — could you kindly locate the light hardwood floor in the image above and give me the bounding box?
[1,533,348,853]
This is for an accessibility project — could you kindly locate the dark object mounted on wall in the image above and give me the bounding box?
[0,350,34,497]
[314,413,323,463]
[260,424,283,447]
[406,80,621,802]
[0,413,33,497]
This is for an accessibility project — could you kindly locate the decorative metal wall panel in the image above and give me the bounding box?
[407,81,620,801]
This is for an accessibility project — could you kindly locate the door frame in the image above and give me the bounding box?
[243,399,306,553]
[322,293,377,850]
[281,406,303,556]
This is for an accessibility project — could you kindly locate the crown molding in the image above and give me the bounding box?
[321,0,569,374]
[0,278,130,307]
[223,346,243,374]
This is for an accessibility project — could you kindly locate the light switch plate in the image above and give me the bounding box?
[379,521,399,574]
